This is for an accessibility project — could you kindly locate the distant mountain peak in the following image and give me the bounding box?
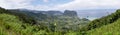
[63,10,78,17]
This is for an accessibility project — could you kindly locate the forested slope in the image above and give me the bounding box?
[86,18,120,35]
[83,9,120,31]
[0,7,89,35]
[1,6,120,35]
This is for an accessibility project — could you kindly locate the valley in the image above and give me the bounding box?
[0,7,120,35]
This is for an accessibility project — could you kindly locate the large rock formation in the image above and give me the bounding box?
[63,10,78,17]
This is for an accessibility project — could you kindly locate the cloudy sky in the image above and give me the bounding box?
[0,0,120,10]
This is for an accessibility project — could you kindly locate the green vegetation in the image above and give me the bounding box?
[0,7,89,35]
[0,13,51,35]
[0,13,83,35]
[1,6,120,35]
[0,14,33,35]
[86,18,120,35]
[83,9,120,31]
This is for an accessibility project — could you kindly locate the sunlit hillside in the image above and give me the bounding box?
[86,18,120,35]
[0,0,120,35]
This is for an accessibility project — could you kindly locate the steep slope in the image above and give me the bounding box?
[8,9,48,21]
[0,7,90,35]
[86,18,120,35]
[7,9,90,32]
[0,8,37,25]
[0,7,49,35]
[0,14,25,35]
[83,9,120,31]
[0,14,50,35]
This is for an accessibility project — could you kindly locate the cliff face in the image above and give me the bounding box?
[63,10,78,17]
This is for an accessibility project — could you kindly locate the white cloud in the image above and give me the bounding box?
[0,0,51,10]
[0,0,33,9]
[52,0,120,10]
[0,0,120,10]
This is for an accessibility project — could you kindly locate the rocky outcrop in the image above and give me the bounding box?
[63,10,77,17]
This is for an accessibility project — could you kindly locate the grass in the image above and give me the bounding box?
[0,13,36,35]
[1,13,120,35]
[0,13,20,35]
[86,18,120,35]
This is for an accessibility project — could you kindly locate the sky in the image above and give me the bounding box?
[0,0,120,10]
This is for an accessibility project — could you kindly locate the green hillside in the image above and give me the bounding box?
[71,9,120,35]
[0,7,88,35]
[82,9,120,31]
[1,6,120,35]
[0,13,24,35]
[0,14,39,35]
[86,18,120,35]
[0,13,53,35]
[84,9,120,35]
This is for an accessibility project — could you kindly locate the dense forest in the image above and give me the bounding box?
[0,7,120,35]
